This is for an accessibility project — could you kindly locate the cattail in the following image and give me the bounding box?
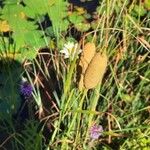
[84,52,108,89]
[78,42,96,90]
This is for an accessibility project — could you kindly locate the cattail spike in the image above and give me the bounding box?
[78,42,96,90]
[84,52,108,89]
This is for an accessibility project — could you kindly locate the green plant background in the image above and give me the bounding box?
[0,0,150,149]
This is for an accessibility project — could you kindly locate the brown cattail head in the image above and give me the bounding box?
[84,52,108,89]
[78,42,96,90]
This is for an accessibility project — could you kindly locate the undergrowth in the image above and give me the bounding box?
[0,0,150,150]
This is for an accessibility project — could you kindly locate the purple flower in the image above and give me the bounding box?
[20,81,33,98]
[89,124,103,140]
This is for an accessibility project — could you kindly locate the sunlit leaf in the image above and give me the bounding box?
[0,20,10,32]
[24,0,57,17]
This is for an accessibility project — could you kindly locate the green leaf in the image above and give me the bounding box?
[20,48,38,61]
[144,0,150,10]
[132,5,147,17]
[1,3,47,49]
[13,30,46,49]
[69,12,84,24]
[75,22,90,32]
[48,0,68,38]
[61,19,70,32]
[24,0,57,17]
[3,0,19,5]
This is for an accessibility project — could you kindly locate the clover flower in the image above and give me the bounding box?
[60,41,82,60]
[20,78,33,98]
[89,124,103,140]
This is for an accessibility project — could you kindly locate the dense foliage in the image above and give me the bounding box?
[0,0,150,149]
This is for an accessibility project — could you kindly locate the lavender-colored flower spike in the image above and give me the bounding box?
[89,124,103,140]
[20,78,33,98]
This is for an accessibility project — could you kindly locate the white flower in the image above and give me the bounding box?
[60,41,82,60]
[21,76,28,82]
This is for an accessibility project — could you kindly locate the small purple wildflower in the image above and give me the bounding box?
[89,124,103,140]
[20,81,33,98]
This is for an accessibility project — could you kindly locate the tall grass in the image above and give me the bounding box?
[0,0,150,149]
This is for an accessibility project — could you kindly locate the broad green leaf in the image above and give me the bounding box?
[48,0,68,37]
[1,4,36,31]
[1,3,47,49]
[24,0,57,17]
[14,48,38,62]
[69,12,84,24]
[21,48,38,61]
[12,29,46,49]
